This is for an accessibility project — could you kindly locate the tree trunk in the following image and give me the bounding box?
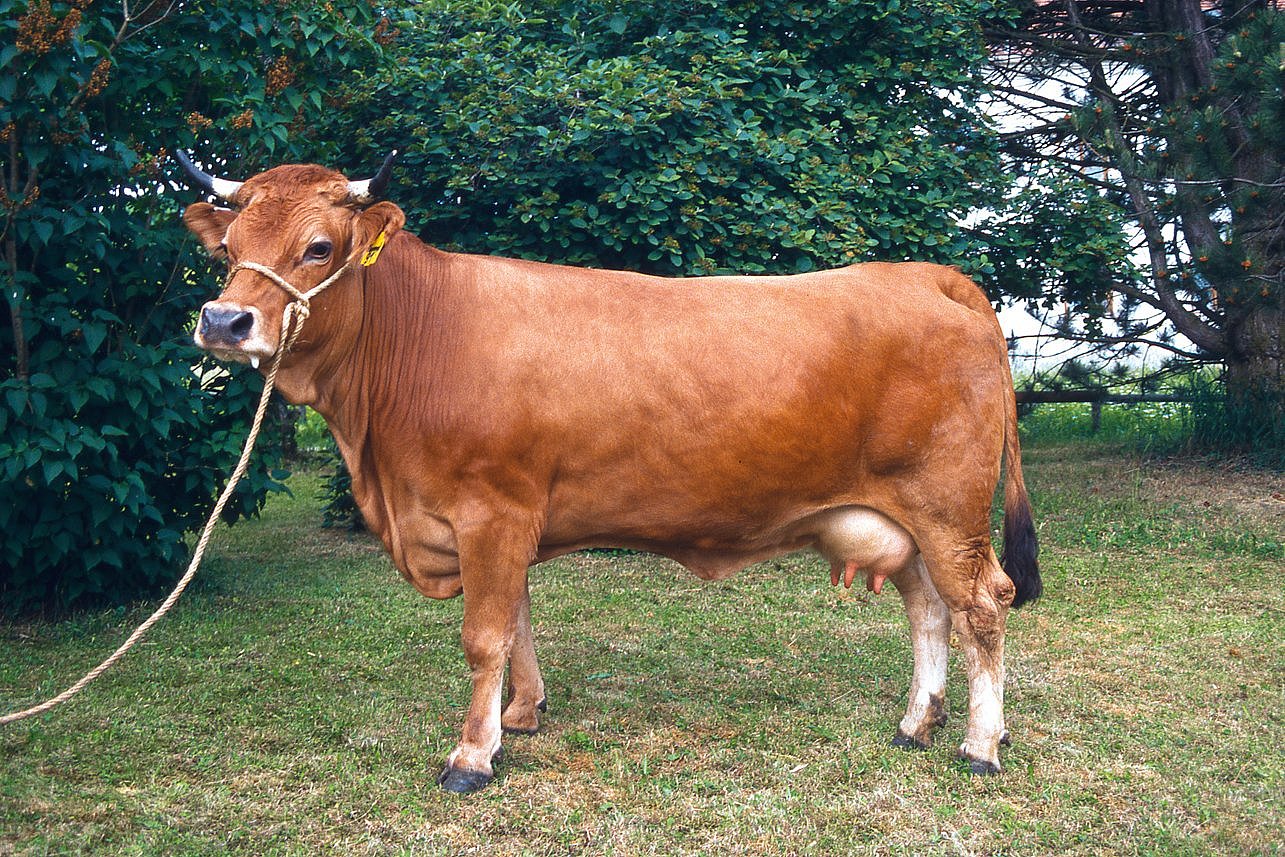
[1223,302,1284,454]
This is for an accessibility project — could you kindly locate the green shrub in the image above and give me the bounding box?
[294,408,332,461]
[320,445,364,532]
[0,1,380,612]
[1,357,290,610]
[337,0,1011,281]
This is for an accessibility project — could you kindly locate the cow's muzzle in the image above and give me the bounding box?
[195,301,273,364]
[199,305,255,344]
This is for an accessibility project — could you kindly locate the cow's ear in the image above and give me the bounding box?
[353,201,405,253]
[183,202,237,258]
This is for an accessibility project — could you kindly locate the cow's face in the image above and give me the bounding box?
[182,162,403,369]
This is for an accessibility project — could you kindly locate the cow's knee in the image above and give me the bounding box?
[960,564,1013,662]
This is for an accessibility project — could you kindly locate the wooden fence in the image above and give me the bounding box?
[1014,390,1204,433]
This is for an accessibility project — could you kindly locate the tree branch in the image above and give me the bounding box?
[1008,320,1211,361]
[989,82,1081,112]
[1062,0,1227,356]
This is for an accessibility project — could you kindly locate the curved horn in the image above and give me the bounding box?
[175,150,244,201]
[347,150,399,202]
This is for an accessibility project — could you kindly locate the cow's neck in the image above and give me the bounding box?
[288,234,457,462]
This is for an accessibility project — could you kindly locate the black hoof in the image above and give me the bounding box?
[437,765,493,794]
[891,731,930,751]
[962,756,1001,776]
[999,730,1012,747]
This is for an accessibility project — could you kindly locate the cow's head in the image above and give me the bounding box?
[179,152,404,369]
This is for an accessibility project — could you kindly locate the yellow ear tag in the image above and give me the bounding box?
[361,231,388,267]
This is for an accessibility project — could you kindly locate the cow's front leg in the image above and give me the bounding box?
[438,515,537,794]
[501,576,547,734]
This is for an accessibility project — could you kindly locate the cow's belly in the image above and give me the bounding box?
[541,505,917,584]
[366,441,919,596]
[377,493,916,596]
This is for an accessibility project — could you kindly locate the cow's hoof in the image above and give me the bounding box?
[961,756,1001,776]
[438,765,493,794]
[999,730,1012,747]
[891,730,930,751]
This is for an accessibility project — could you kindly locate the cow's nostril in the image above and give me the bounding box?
[228,311,254,340]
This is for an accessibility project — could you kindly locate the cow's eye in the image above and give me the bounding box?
[304,240,332,261]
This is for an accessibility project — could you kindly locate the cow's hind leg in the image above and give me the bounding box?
[501,576,547,735]
[889,556,950,750]
[919,538,1015,774]
[438,514,537,794]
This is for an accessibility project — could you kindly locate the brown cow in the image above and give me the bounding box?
[177,153,1040,794]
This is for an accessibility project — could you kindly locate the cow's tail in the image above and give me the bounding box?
[1000,376,1042,609]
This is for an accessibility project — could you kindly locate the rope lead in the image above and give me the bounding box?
[2,268,326,726]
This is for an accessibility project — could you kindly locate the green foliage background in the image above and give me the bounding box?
[345,0,1012,280]
[0,1,380,611]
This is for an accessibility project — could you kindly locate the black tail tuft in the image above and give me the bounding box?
[1002,497,1041,609]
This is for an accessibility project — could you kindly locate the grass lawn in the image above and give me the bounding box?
[2,440,1282,855]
